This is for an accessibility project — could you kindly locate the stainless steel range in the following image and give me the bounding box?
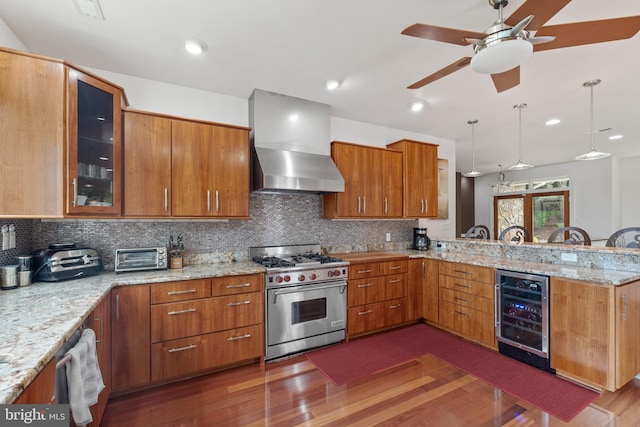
[250,244,348,360]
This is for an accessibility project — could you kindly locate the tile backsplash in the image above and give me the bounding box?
[28,193,416,269]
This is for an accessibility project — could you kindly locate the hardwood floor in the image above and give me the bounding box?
[101,351,640,427]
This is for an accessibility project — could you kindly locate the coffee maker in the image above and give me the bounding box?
[413,228,430,251]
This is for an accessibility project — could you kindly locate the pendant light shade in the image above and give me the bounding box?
[509,103,534,170]
[464,119,481,177]
[575,79,610,161]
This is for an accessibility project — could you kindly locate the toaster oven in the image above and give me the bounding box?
[115,247,167,273]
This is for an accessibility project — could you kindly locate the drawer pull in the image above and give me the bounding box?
[168,344,196,353]
[357,283,374,288]
[227,333,252,341]
[453,269,472,275]
[454,283,471,289]
[226,283,251,288]
[455,310,472,317]
[389,266,402,270]
[227,300,251,306]
[454,296,472,303]
[358,310,373,315]
[389,304,402,309]
[168,308,197,315]
[167,289,197,295]
[357,269,374,274]
[388,279,402,284]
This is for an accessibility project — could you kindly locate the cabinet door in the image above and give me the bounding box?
[89,295,111,427]
[123,112,172,216]
[171,120,214,216]
[209,125,250,217]
[616,281,640,388]
[67,70,122,215]
[361,147,383,216]
[0,51,64,217]
[330,142,368,217]
[111,285,151,392]
[417,142,438,217]
[381,150,403,217]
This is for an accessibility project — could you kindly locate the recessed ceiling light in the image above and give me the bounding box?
[545,118,561,126]
[185,39,207,55]
[409,100,424,112]
[325,79,342,91]
[289,114,299,122]
[609,134,624,140]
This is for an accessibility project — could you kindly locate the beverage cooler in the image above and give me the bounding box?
[495,269,553,373]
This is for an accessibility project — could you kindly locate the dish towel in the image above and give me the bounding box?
[54,329,83,405]
[65,328,105,426]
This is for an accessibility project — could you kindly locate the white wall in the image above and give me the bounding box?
[0,16,26,50]
[473,158,616,241]
[619,156,640,228]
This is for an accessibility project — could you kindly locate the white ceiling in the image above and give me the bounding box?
[1,0,639,174]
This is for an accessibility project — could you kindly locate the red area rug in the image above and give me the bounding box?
[306,323,600,422]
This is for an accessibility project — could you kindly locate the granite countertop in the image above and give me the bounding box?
[0,261,264,405]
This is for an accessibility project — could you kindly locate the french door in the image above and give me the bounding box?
[494,191,570,243]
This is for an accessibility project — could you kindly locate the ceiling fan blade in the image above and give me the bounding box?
[510,15,534,36]
[533,16,640,52]
[491,67,520,93]
[407,57,471,89]
[402,23,486,46]
[505,0,571,31]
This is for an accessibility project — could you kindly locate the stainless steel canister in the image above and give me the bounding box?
[16,255,33,286]
[0,265,19,290]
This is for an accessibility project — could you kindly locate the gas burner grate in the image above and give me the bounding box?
[252,256,295,268]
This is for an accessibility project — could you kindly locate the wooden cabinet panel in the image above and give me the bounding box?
[349,262,380,279]
[111,285,151,392]
[209,324,263,367]
[14,358,56,404]
[440,287,493,313]
[123,111,172,216]
[150,279,211,304]
[211,293,264,331]
[439,274,494,299]
[439,261,494,284]
[384,298,407,327]
[151,299,212,343]
[408,258,439,323]
[88,295,111,426]
[380,260,407,275]
[0,50,65,217]
[615,282,640,388]
[211,274,263,296]
[383,274,407,300]
[348,277,385,306]
[348,302,386,335]
[381,149,404,217]
[439,300,494,346]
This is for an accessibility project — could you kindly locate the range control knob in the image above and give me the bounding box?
[276,276,284,283]
[284,275,291,282]
[298,274,306,282]
[333,269,341,277]
[310,273,317,280]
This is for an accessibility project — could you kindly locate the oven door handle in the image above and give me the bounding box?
[271,282,347,303]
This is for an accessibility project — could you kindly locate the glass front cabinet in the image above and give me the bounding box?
[67,69,123,215]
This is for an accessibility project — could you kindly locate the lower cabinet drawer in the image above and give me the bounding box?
[151,299,211,343]
[211,293,264,331]
[440,287,493,314]
[385,297,407,327]
[348,302,386,335]
[439,300,495,346]
[151,324,263,381]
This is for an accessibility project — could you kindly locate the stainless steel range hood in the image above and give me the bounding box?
[249,89,344,194]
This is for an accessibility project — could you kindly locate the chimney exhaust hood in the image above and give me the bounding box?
[249,89,344,194]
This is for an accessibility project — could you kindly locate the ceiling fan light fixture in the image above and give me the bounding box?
[575,79,611,161]
[470,39,533,74]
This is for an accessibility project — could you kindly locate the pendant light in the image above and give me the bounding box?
[575,79,610,161]
[509,103,534,170]
[464,119,481,177]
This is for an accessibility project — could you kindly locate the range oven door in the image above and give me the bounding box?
[266,281,346,360]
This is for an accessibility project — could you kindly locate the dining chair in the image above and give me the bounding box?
[498,225,531,243]
[547,226,591,246]
[465,225,490,240]
[605,227,640,248]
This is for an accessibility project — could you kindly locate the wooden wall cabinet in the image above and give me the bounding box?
[347,259,408,337]
[123,111,250,218]
[386,139,438,218]
[438,261,496,348]
[324,141,403,218]
[550,277,640,391]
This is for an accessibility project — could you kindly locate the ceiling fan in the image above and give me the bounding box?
[402,0,640,92]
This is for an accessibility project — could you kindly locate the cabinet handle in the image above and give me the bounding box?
[357,283,374,288]
[363,197,366,213]
[621,293,628,320]
[227,333,251,341]
[167,289,197,295]
[454,283,471,289]
[454,296,472,303]
[115,294,120,322]
[164,188,168,212]
[168,308,197,315]
[389,304,402,309]
[227,300,251,306]
[388,279,402,284]
[453,269,472,275]
[389,266,402,270]
[207,190,211,212]
[384,197,388,214]
[455,310,472,317]
[72,178,78,208]
[215,190,219,212]
[421,261,425,278]
[357,196,361,214]
[168,344,197,353]
[357,269,373,274]
[358,310,373,315]
[226,283,251,288]
[424,198,428,213]
[94,314,103,344]
[420,199,424,214]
